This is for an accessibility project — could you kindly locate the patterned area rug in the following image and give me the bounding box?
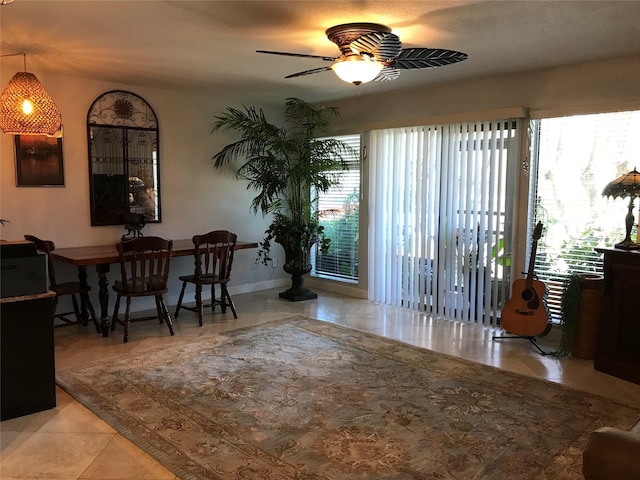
[56,316,638,480]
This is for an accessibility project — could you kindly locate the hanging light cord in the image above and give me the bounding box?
[0,51,27,71]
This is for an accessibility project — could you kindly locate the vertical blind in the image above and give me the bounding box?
[368,120,519,324]
[313,134,361,282]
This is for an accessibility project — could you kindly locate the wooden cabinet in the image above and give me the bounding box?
[594,248,640,384]
[1,292,56,421]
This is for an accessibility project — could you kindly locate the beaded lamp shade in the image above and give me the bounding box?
[602,168,640,249]
[0,71,62,135]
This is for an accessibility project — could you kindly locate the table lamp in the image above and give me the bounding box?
[602,167,640,249]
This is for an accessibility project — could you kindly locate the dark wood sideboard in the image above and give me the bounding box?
[594,247,640,384]
[1,292,57,420]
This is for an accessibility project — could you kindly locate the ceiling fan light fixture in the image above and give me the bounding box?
[258,21,468,85]
[331,56,383,86]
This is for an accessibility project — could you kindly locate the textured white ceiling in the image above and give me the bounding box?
[1,0,639,103]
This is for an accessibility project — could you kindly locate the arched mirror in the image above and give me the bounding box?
[87,90,161,226]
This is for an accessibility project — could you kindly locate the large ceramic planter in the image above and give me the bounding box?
[278,242,317,302]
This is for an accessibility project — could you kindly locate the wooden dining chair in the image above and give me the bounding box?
[111,236,174,343]
[24,235,100,332]
[175,230,238,326]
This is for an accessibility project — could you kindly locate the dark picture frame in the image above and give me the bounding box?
[15,134,65,187]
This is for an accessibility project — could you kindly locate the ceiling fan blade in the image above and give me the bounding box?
[284,66,333,79]
[256,50,336,62]
[350,32,402,61]
[390,48,468,69]
[374,67,401,82]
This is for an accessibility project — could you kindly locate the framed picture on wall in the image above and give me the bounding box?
[14,133,65,187]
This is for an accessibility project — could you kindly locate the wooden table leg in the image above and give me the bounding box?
[96,264,111,337]
[77,265,90,326]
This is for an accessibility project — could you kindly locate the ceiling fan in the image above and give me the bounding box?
[257,22,468,86]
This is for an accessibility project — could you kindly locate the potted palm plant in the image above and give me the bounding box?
[209,97,354,301]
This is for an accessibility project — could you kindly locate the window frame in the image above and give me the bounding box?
[311,133,361,283]
[87,90,161,226]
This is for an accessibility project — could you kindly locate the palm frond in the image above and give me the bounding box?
[209,98,357,218]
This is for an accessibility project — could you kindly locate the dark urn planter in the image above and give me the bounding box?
[279,243,317,302]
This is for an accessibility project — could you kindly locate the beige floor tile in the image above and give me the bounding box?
[1,478,75,480]
[0,432,113,479]
[0,431,34,460]
[37,400,116,435]
[0,404,63,434]
[79,435,175,480]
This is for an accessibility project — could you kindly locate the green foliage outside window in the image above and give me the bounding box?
[316,191,359,279]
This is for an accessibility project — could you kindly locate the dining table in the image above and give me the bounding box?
[50,238,258,337]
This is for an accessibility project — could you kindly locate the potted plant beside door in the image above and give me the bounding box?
[209,97,354,301]
[558,273,604,358]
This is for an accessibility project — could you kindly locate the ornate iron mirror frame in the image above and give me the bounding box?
[87,90,161,226]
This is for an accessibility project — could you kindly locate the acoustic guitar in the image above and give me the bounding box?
[500,222,549,337]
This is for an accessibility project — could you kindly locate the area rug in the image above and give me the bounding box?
[56,315,638,480]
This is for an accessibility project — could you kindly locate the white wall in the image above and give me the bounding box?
[327,54,640,133]
[0,68,291,312]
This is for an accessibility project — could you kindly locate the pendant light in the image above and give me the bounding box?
[0,52,62,135]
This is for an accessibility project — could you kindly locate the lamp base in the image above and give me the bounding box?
[614,198,640,249]
[614,238,640,250]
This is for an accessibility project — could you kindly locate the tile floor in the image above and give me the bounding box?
[2,287,639,479]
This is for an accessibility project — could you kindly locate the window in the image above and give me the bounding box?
[312,134,361,282]
[529,110,640,322]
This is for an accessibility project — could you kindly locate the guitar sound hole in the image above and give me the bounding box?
[521,289,535,302]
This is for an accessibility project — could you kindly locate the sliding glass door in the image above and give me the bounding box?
[368,119,520,324]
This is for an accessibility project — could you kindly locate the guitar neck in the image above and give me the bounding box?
[525,225,542,289]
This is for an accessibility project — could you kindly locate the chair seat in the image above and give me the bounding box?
[114,278,166,293]
[178,273,221,284]
[54,281,91,296]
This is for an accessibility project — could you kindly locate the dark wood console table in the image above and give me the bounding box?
[51,239,258,338]
[594,247,640,384]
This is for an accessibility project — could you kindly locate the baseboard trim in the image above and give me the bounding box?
[228,278,290,295]
[304,277,368,299]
